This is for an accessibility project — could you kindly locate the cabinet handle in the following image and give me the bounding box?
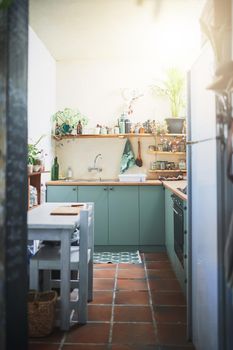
[103,187,107,191]
[172,208,178,215]
[72,188,76,191]
[109,187,113,190]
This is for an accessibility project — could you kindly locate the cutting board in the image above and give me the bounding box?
[50,204,84,216]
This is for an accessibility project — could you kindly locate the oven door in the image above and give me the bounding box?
[172,196,184,267]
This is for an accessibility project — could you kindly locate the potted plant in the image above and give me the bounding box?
[28,135,45,173]
[152,68,186,134]
[52,108,89,136]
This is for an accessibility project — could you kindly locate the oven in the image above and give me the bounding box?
[172,194,184,267]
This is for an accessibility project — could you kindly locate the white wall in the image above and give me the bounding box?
[28,26,56,176]
[56,59,170,128]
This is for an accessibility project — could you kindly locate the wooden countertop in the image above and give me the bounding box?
[46,180,162,186]
[162,180,187,201]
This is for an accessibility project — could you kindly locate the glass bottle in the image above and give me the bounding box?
[77,120,82,134]
[118,114,125,134]
[51,157,59,180]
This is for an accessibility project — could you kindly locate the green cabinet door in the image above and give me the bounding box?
[46,185,78,202]
[165,188,174,258]
[139,186,165,245]
[108,186,139,245]
[78,186,108,246]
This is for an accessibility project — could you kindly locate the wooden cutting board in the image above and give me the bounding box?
[50,205,84,216]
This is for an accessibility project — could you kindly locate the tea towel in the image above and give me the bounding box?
[120,138,135,174]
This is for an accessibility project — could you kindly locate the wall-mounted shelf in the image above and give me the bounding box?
[52,133,186,140]
[149,169,187,173]
[148,151,186,155]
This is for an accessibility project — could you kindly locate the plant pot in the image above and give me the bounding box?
[33,165,41,172]
[165,117,185,134]
[28,164,33,174]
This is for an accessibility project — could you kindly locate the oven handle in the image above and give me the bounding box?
[173,207,179,215]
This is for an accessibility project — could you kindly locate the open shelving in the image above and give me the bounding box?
[52,133,186,140]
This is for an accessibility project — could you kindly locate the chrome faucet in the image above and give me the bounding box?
[88,153,102,172]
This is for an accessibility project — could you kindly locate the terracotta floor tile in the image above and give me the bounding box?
[151,291,186,306]
[111,345,158,350]
[117,279,147,291]
[62,344,108,350]
[149,279,182,292]
[65,323,110,343]
[94,263,117,269]
[63,345,108,350]
[118,263,144,270]
[144,252,169,261]
[91,291,113,304]
[115,290,150,305]
[118,269,146,279]
[112,323,156,344]
[94,269,116,278]
[114,306,152,322]
[29,345,59,350]
[158,346,195,350]
[88,305,112,321]
[93,278,115,291]
[146,261,172,270]
[147,269,176,279]
[157,324,188,345]
[154,306,187,323]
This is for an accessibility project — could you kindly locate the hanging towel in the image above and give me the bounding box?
[120,139,136,174]
[225,212,233,288]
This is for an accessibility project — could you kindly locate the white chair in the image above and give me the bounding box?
[29,204,94,325]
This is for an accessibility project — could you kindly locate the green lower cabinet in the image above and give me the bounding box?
[46,185,78,202]
[139,186,165,246]
[78,186,108,246]
[165,188,186,294]
[165,188,174,253]
[108,186,139,245]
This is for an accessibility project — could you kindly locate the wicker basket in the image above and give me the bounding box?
[28,290,57,337]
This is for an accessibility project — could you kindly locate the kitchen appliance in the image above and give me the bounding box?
[171,194,185,267]
[187,42,233,350]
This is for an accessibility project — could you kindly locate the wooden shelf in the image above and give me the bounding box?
[52,133,186,140]
[28,172,41,210]
[149,169,187,173]
[148,151,186,155]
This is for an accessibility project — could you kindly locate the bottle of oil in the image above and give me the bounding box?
[77,120,82,134]
[51,157,59,180]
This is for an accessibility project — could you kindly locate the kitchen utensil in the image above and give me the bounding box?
[135,139,143,167]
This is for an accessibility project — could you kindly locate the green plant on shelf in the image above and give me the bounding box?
[52,108,89,135]
[28,135,45,165]
[152,68,186,118]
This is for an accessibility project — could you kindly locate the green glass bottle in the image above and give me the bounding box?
[51,157,59,180]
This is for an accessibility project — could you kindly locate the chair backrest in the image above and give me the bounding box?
[79,203,94,261]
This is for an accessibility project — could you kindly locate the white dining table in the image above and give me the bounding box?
[27,202,84,330]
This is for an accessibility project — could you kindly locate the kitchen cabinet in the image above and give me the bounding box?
[78,186,108,245]
[46,185,77,202]
[46,184,165,248]
[79,185,139,246]
[108,186,139,245]
[165,188,186,294]
[139,186,165,246]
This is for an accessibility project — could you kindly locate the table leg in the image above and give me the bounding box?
[60,230,71,330]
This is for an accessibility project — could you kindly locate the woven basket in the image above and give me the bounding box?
[28,290,57,337]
